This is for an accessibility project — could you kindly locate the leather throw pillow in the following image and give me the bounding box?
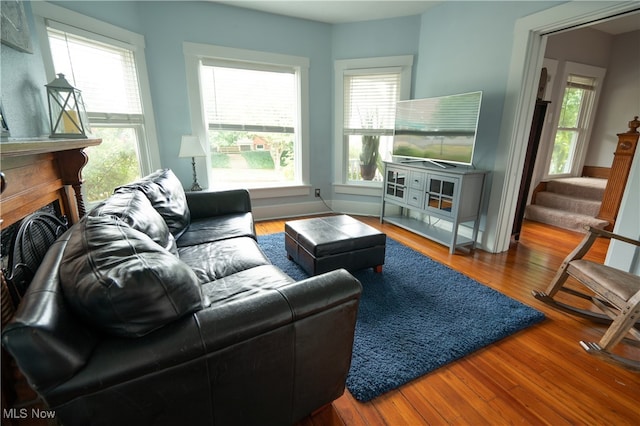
[116,169,191,238]
[60,215,207,337]
[89,190,178,255]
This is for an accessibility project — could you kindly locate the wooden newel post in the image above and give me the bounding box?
[597,116,639,230]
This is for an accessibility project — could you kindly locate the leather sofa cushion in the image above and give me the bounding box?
[116,169,190,238]
[176,213,256,248]
[177,237,271,283]
[89,190,178,255]
[60,215,207,337]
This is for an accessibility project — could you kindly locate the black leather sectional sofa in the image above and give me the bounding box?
[2,169,362,426]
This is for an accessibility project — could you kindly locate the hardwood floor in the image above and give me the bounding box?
[258,217,640,426]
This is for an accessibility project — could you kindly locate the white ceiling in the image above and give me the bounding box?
[214,1,640,34]
[588,11,640,35]
[214,1,440,24]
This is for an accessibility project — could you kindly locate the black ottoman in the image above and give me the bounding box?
[285,215,386,276]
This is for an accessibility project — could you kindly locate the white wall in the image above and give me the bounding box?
[606,146,640,274]
[588,30,640,167]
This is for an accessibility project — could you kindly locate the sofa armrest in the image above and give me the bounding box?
[277,269,363,320]
[185,189,252,220]
[193,268,361,352]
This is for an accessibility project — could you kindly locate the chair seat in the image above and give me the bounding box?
[568,259,640,306]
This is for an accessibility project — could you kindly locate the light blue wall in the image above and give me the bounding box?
[0,1,48,138]
[3,1,570,226]
[51,0,142,32]
[40,1,333,204]
[331,15,422,207]
[332,15,421,62]
[137,2,334,199]
[414,1,560,174]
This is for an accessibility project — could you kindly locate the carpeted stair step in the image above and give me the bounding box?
[546,177,606,201]
[534,191,602,217]
[524,205,609,232]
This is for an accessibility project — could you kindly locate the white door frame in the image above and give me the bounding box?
[487,1,639,254]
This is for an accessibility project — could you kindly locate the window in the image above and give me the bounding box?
[344,72,399,182]
[32,2,159,204]
[545,62,606,178]
[334,56,413,191]
[184,43,310,194]
[201,63,296,188]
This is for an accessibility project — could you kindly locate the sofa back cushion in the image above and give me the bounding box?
[89,190,178,255]
[60,215,207,337]
[116,169,190,238]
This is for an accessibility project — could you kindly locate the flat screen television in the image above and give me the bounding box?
[392,91,482,167]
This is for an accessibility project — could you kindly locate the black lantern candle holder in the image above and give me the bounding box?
[46,73,91,139]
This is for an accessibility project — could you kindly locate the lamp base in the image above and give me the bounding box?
[189,156,203,191]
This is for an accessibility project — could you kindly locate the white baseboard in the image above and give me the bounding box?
[252,198,381,221]
[252,200,330,221]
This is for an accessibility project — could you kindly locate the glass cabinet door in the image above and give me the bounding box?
[385,168,407,202]
[425,176,457,216]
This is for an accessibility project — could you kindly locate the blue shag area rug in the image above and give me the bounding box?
[258,233,545,402]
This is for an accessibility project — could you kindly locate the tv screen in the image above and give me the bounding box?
[392,91,482,166]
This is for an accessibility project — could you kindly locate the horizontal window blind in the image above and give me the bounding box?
[344,73,400,136]
[47,27,142,116]
[566,74,596,91]
[201,64,296,133]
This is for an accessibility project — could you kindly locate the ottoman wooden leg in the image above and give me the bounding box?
[373,265,383,273]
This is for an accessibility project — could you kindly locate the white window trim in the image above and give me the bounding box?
[542,61,606,180]
[183,42,310,198]
[334,56,413,195]
[31,1,161,175]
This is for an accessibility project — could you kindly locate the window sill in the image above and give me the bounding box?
[245,185,311,199]
[333,183,382,197]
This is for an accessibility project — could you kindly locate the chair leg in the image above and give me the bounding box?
[579,293,640,371]
[580,341,640,371]
[599,294,640,350]
[544,267,570,298]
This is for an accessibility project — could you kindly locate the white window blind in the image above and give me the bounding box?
[47,26,142,116]
[201,64,296,133]
[343,72,400,136]
[566,74,596,91]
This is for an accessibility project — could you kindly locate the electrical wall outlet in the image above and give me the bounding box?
[315,188,321,197]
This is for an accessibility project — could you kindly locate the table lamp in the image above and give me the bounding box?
[179,135,206,191]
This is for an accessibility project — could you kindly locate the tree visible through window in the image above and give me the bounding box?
[548,74,596,176]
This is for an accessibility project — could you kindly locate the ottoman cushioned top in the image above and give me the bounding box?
[285,215,385,257]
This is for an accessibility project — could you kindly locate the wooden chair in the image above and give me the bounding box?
[533,226,640,370]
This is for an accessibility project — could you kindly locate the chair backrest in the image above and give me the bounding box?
[3,212,68,306]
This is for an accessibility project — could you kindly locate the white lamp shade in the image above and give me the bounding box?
[179,135,206,157]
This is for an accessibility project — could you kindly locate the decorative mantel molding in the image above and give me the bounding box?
[0,137,101,229]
